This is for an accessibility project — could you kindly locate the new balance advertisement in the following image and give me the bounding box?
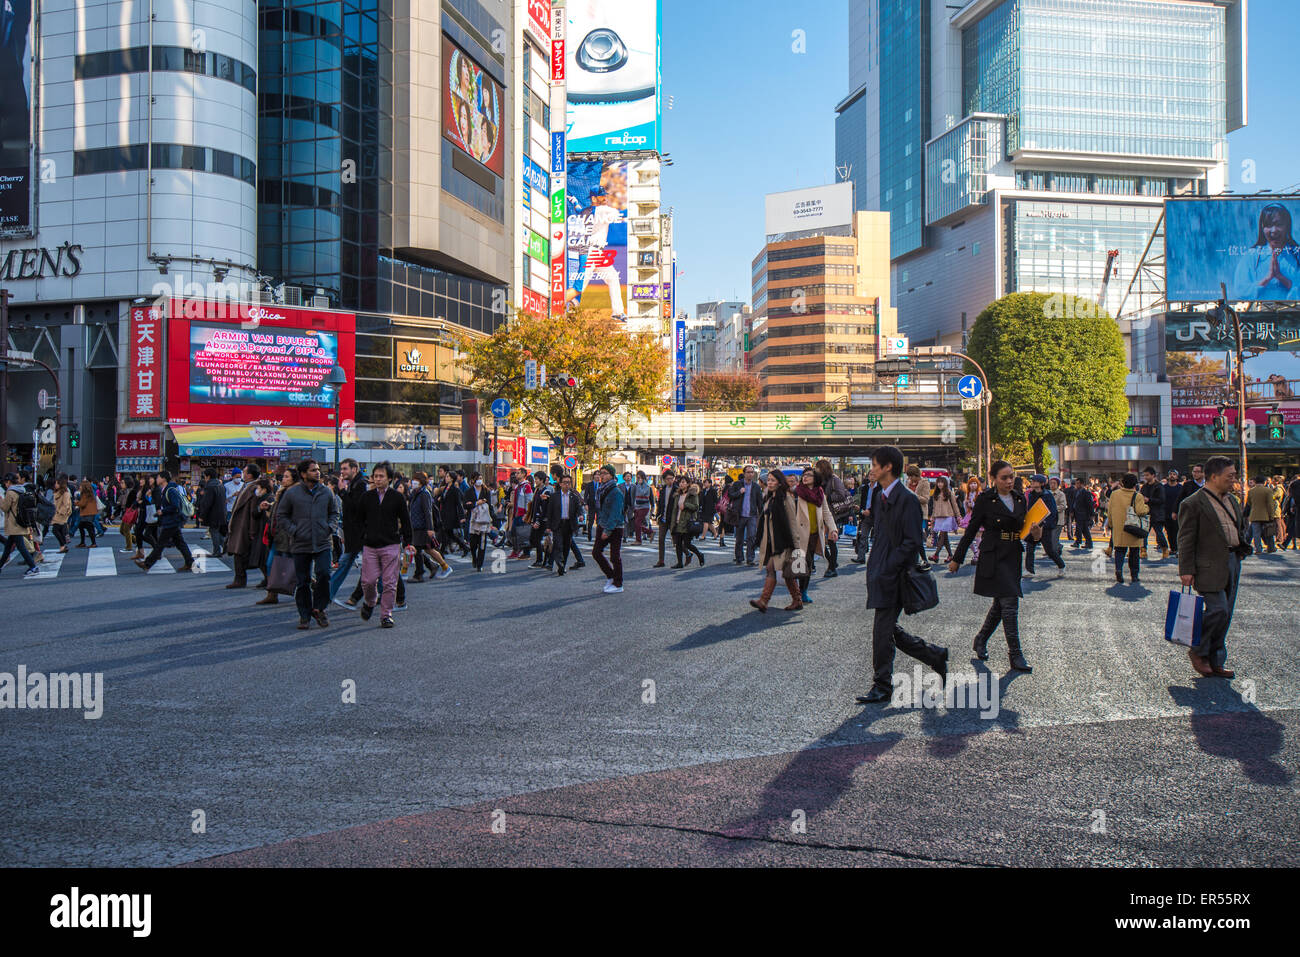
[565,159,628,321]
[564,0,661,154]
[166,301,355,428]
[0,0,33,233]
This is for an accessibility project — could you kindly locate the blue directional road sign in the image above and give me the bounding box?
[524,360,537,391]
[491,398,512,419]
[958,375,984,400]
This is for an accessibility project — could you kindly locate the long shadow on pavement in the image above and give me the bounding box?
[1168,681,1292,786]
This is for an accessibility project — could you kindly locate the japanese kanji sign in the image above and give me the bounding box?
[116,433,162,456]
[128,306,162,420]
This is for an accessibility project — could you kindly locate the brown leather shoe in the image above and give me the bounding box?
[256,593,279,605]
[1188,648,1213,677]
[1211,666,1235,679]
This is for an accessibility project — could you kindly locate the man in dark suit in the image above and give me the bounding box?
[1178,464,1205,518]
[856,446,948,705]
[546,472,581,575]
[653,469,678,568]
[1070,478,1094,548]
[1178,456,1251,679]
[726,467,763,566]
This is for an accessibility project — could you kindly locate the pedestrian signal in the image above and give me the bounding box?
[1268,410,1284,441]
[1211,414,1228,443]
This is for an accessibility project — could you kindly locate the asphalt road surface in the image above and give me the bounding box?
[2,529,1297,866]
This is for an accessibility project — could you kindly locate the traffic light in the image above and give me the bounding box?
[550,374,579,389]
[69,427,80,449]
[483,433,492,456]
[1268,408,1285,441]
[1211,411,1228,443]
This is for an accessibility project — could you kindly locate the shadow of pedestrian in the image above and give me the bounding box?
[1104,583,1151,602]
[667,608,803,651]
[710,709,903,857]
[1168,682,1292,786]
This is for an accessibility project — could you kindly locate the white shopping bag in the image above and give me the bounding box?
[1164,588,1203,648]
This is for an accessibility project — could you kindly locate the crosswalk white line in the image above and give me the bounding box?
[147,558,177,574]
[85,548,118,576]
[23,553,65,580]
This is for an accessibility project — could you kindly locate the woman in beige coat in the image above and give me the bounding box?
[792,467,837,604]
[52,477,73,553]
[751,470,804,612]
[1106,472,1150,585]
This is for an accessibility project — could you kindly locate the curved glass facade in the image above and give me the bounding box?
[258,1,391,312]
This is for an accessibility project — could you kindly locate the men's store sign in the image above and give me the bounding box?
[0,243,84,280]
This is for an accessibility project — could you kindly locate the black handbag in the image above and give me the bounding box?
[902,554,940,615]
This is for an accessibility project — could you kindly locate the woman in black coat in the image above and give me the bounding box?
[950,461,1043,673]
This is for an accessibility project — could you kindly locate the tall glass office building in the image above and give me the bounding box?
[835,0,1247,469]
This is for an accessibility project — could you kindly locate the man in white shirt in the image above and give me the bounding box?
[546,473,580,576]
[223,468,243,519]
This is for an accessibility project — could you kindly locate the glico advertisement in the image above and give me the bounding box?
[564,0,661,153]
[166,301,355,428]
[0,0,33,233]
[1166,197,1300,302]
[565,158,628,320]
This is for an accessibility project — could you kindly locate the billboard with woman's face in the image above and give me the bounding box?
[442,35,505,177]
[1167,198,1300,302]
[0,0,33,233]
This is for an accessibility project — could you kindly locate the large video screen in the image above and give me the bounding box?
[564,0,660,153]
[442,35,505,177]
[1167,197,1300,302]
[189,323,338,409]
[565,158,628,321]
[0,0,33,232]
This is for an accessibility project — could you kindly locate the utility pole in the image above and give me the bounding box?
[0,288,8,471]
[1215,283,1248,484]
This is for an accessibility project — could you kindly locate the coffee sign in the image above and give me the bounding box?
[394,340,433,381]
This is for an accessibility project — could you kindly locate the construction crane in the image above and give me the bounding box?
[1097,249,1120,307]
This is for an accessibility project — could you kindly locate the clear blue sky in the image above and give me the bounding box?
[660,0,1300,378]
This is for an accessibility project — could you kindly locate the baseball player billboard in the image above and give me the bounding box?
[564,158,628,322]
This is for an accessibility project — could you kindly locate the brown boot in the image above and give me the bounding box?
[782,576,804,611]
[749,575,778,613]
[1160,547,1170,560]
[256,592,279,605]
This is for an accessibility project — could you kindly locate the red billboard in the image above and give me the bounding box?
[442,35,505,177]
[521,287,547,317]
[165,300,355,429]
[127,305,164,420]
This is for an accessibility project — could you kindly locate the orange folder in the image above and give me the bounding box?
[1020,498,1049,539]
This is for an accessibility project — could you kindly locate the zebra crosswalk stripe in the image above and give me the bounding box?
[23,553,65,580]
[85,548,118,576]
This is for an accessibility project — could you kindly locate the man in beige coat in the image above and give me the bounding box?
[1246,476,1279,553]
[0,473,40,577]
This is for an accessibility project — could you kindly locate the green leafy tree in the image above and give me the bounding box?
[966,292,1128,475]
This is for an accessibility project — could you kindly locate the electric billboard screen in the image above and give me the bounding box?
[189,324,339,409]
[166,301,355,429]
[564,0,661,153]
[442,35,505,177]
[1167,197,1300,302]
[565,158,628,321]
[0,0,33,233]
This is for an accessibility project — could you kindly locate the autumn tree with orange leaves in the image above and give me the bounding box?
[689,371,761,410]
[454,308,669,467]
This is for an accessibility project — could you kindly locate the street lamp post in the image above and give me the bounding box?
[325,365,347,472]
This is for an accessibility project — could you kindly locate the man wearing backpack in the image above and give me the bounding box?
[134,470,195,571]
[0,473,41,577]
